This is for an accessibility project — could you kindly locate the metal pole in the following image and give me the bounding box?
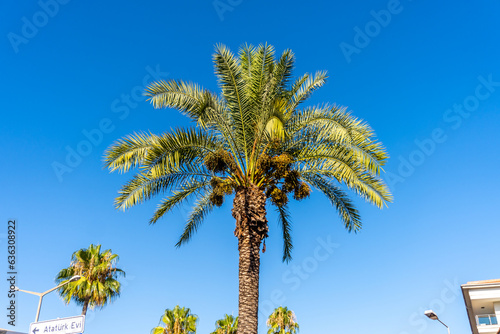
[437,319,450,334]
[35,295,43,322]
[34,282,75,322]
[15,275,81,322]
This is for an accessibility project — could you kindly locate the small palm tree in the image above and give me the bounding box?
[152,305,198,334]
[267,307,299,334]
[105,43,392,334]
[55,244,124,315]
[211,314,238,334]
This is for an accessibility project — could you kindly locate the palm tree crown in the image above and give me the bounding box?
[56,244,124,315]
[152,305,198,334]
[211,314,238,334]
[267,307,299,334]
[104,43,392,334]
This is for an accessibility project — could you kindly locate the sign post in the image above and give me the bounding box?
[29,315,85,334]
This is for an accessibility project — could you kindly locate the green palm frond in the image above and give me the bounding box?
[302,174,362,232]
[249,50,294,156]
[238,43,255,82]
[176,191,215,247]
[144,79,222,126]
[115,166,211,210]
[287,73,308,103]
[241,43,275,105]
[150,180,211,225]
[297,157,390,208]
[104,131,158,173]
[213,44,251,169]
[262,49,294,109]
[151,326,165,334]
[144,128,221,172]
[286,105,365,144]
[276,205,293,263]
[292,139,383,178]
[288,71,328,111]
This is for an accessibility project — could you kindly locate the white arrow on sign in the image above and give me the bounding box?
[29,315,85,334]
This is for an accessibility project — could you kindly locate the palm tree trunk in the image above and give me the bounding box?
[82,297,90,315]
[232,184,268,334]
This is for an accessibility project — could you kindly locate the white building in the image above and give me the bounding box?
[462,279,500,334]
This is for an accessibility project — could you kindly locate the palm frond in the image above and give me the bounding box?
[276,205,293,262]
[264,48,294,104]
[149,180,211,224]
[297,155,391,208]
[144,79,222,126]
[104,131,158,173]
[115,167,210,210]
[293,139,383,179]
[302,174,362,232]
[213,44,251,169]
[238,43,255,90]
[246,43,275,106]
[286,105,360,145]
[175,191,215,247]
[288,71,328,111]
[144,128,222,172]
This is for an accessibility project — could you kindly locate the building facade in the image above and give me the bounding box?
[462,279,500,334]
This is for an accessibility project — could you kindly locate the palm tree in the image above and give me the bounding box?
[55,244,124,315]
[104,43,392,334]
[267,307,299,334]
[211,314,238,334]
[152,305,198,334]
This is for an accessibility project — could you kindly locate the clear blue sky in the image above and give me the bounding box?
[1,0,499,333]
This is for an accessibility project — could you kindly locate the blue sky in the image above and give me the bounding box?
[1,0,499,333]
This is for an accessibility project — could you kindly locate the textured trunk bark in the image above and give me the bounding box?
[232,184,268,334]
[82,297,90,315]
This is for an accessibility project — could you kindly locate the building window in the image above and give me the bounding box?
[477,314,498,326]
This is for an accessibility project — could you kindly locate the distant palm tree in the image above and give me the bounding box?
[105,43,392,334]
[55,244,124,315]
[267,307,299,334]
[152,305,198,334]
[211,314,238,334]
